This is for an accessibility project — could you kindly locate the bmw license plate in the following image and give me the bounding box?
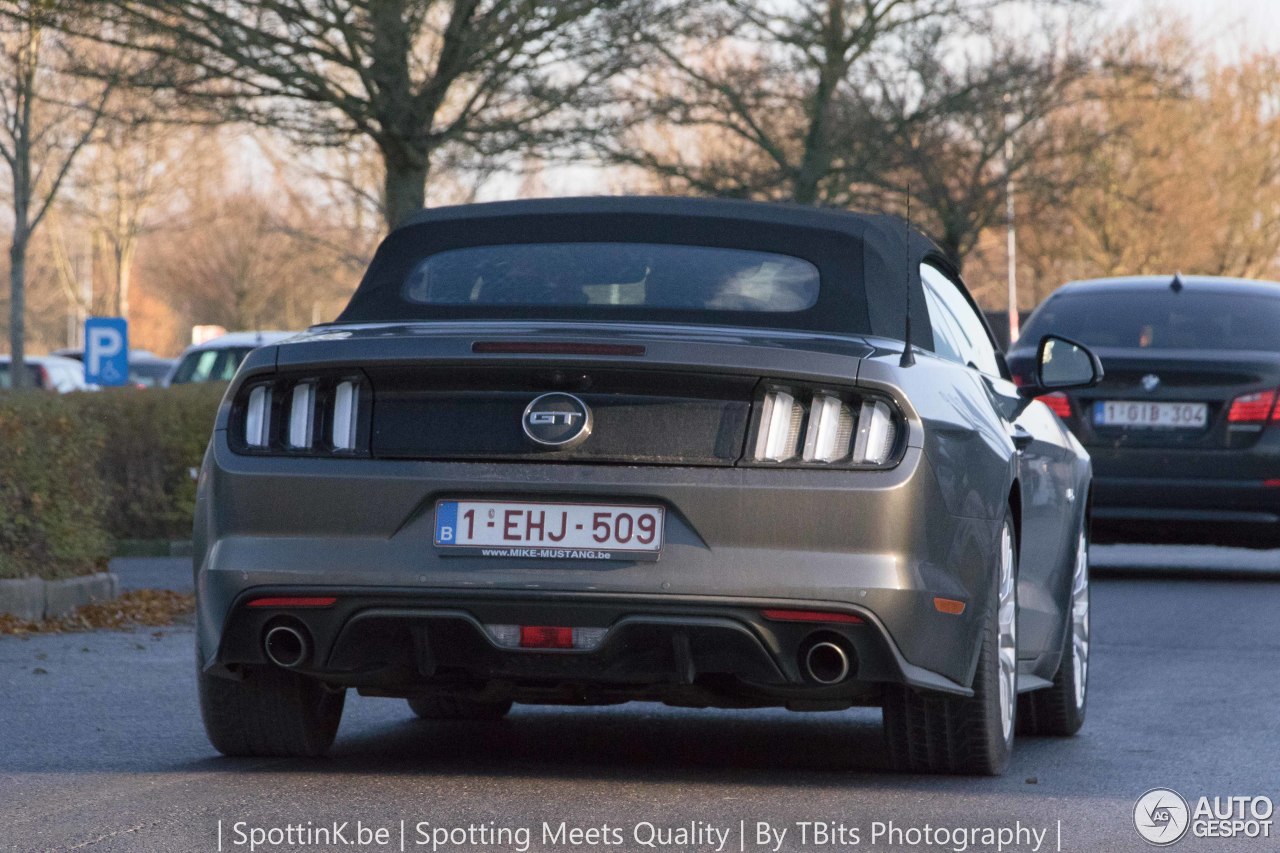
[434,500,664,561]
[1093,401,1207,428]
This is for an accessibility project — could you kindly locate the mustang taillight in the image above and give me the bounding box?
[244,385,272,448]
[234,375,367,455]
[752,388,902,467]
[331,380,359,450]
[802,394,856,463]
[286,382,316,448]
[755,390,805,461]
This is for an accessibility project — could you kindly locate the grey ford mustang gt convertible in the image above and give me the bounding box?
[194,197,1101,775]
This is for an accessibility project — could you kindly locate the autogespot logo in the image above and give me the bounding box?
[1135,788,1191,846]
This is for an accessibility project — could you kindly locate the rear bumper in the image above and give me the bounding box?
[1089,445,1280,524]
[195,437,999,698]
[211,588,971,704]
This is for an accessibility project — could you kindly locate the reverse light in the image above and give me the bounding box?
[1038,392,1071,419]
[244,385,272,447]
[485,624,608,650]
[1227,389,1278,424]
[755,390,805,461]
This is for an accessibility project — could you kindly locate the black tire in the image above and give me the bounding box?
[1020,528,1088,736]
[883,511,1017,775]
[408,696,513,721]
[199,664,345,757]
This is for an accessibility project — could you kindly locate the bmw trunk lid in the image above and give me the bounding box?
[1059,348,1280,450]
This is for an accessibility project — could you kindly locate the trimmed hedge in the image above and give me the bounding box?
[0,384,225,579]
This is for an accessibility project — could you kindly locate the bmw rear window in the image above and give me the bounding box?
[1021,291,1280,350]
[402,243,820,313]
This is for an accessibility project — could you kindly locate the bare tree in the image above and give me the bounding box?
[67,0,654,229]
[844,17,1095,269]
[605,1,1000,202]
[606,0,1092,270]
[0,3,112,386]
[73,111,185,323]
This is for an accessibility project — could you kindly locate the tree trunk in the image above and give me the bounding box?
[382,156,429,230]
[116,240,135,321]
[8,233,28,389]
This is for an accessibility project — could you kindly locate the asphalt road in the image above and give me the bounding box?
[2,549,1278,853]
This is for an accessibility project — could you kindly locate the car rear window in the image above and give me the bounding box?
[402,243,821,313]
[1021,291,1280,350]
[0,363,41,389]
[170,348,253,384]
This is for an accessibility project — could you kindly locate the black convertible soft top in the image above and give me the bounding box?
[337,196,940,345]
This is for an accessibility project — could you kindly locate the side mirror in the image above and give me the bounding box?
[1018,334,1103,397]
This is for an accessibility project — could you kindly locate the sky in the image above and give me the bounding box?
[1108,0,1280,51]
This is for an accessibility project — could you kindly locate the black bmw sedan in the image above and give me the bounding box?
[1008,275,1280,546]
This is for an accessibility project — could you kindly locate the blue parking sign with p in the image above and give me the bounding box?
[84,317,129,386]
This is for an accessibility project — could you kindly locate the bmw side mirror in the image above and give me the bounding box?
[1019,335,1103,397]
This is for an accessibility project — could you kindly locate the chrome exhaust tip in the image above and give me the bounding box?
[804,640,851,685]
[264,624,310,669]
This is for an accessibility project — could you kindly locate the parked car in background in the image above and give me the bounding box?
[194,197,1101,774]
[52,348,177,388]
[0,355,91,392]
[1009,275,1280,546]
[166,332,295,386]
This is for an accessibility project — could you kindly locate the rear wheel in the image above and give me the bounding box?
[199,664,345,757]
[1020,528,1089,736]
[883,512,1017,775]
[408,696,513,721]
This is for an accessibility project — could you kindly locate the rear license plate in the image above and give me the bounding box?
[433,500,664,560]
[1093,400,1207,429]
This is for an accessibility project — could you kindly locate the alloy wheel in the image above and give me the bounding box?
[1071,531,1090,709]
[997,521,1018,743]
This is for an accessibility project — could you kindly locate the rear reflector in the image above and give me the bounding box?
[519,626,575,649]
[472,341,646,356]
[761,609,864,624]
[1265,479,1280,488]
[1038,392,1071,419]
[247,596,337,608]
[1228,389,1278,423]
[933,597,967,615]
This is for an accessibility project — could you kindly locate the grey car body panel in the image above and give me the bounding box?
[196,198,1092,705]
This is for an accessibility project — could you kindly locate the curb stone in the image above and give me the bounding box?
[0,573,120,621]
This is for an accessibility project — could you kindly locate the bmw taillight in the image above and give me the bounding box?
[1038,392,1071,419]
[1227,389,1278,424]
[750,388,903,468]
[233,375,368,455]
